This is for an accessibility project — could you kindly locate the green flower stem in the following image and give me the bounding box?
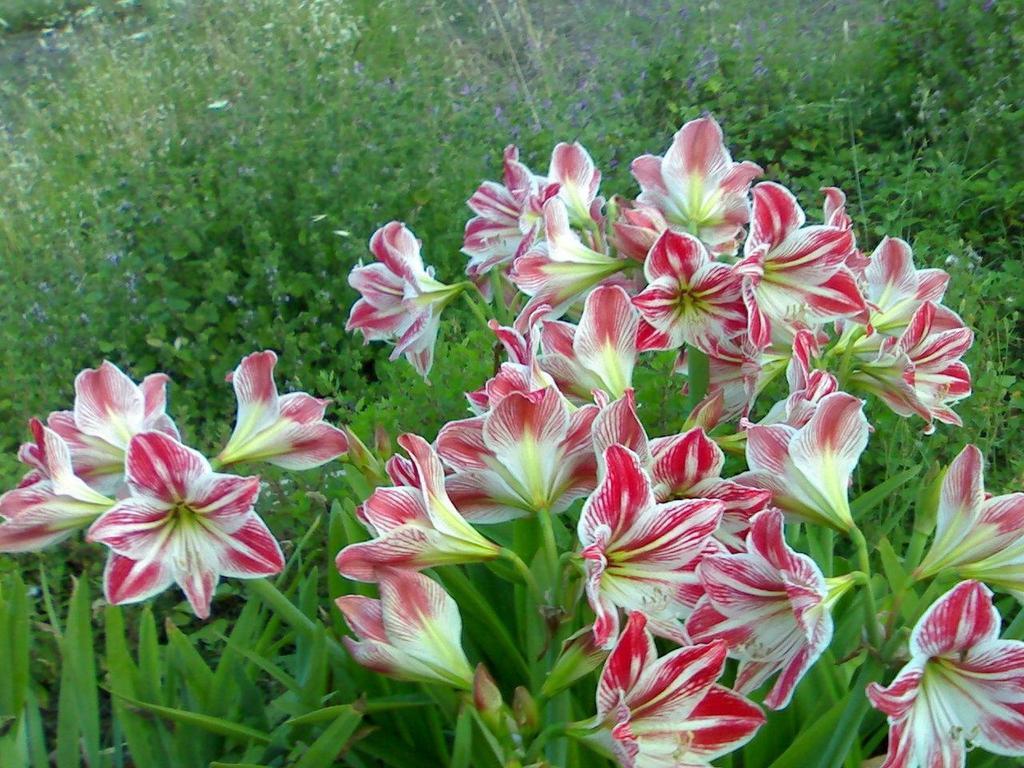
[490,270,513,326]
[524,722,568,763]
[685,345,710,416]
[536,508,561,600]
[458,282,495,332]
[499,547,544,603]
[245,578,348,665]
[850,526,884,651]
[835,327,866,389]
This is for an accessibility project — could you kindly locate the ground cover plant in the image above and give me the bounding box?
[0,0,1022,765]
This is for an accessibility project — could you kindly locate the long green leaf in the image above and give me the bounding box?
[56,578,100,768]
[766,694,850,768]
[293,705,363,768]
[449,706,473,768]
[107,688,272,743]
[851,465,922,517]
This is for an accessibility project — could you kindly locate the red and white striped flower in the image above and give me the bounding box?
[437,386,598,523]
[0,420,114,551]
[915,445,1024,597]
[736,182,867,348]
[849,301,973,432]
[734,392,869,532]
[592,392,770,552]
[335,434,500,580]
[867,580,1024,768]
[631,116,761,255]
[216,350,348,469]
[579,444,723,647]
[593,612,764,767]
[87,431,284,619]
[347,221,462,378]
[336,569,474,689]
[686,509,852,710]
[463,145,555,279]
[40,361,180,495]
[632,230,746,352]
[510,198,632,329]
[538,285,640,400]
[549,141,602,225]
[611,199,668,262]
[756,329,838,429]
[863,237,950,337]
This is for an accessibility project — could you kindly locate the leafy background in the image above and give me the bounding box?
[0,0,1021,765]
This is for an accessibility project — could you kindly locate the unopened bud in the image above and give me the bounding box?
[540,625,609,698]
[512,686,539,735]
[473,664,503,732]
[373,423,392,458]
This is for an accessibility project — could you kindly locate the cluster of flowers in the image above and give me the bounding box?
[341,116,1024,767]
[0,352,348,618]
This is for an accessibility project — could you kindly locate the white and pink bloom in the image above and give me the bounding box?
[631,116,761,254]
[611,199,668,262]
[867,580,1024,767]
[756,329,838,429]
[549,141,602,225]
[592,612,764,767]
[216,350,348,469]
[336,568,475,689]
[592,392,770,551]
[686,509,852,710]
[578,444,723,647]
[436,386,598,522]
[462,145,555,278]
[0,420,114,551]
[915,445,1024,598]
[347,221,462,378]
[632,230,746,352]
[40,361,180,495]
[335,434,500,580]
[510,198,631,328]
[538,285,640,400]
[87,431,284,619]
[734,392,869,532]
[862,237,950,337]
[736,182,866,348]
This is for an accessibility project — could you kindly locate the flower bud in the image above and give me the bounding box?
[343,426,386,484]
[540,626,609,698]
[512,686,539,735]
[473,664,504,733]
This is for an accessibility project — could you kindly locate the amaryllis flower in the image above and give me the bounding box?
[0,420,114,551]
[216,350,348,469]
[593,392,770,551]
[611,199,668,262]
[578,444,723,647]
[862,237,950,337]
[347,221,462,378]
[335,434,500,580]
[734,392,869,532]
[631,115,762,255]
[696,334,790,423]
[632,229,746,352]
[463,145,556,278]
[849,301,973,432]
[736,182,867,348]
[686,509,852,710]
[549,141,602,224]
[915,445,1024,597]
[437,386,598,522]
[756,329,838,429]
[40,361,180,495]
[867,580,1024,767]
[592,612,764,768]
[87,431,284,619]
[538,285,640,400]
[336,568,474,689]
[510,198,631,329]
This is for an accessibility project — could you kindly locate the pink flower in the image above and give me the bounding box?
[347,221,462,378]
[867,580,1024,767]
[538,284,640,400]
[734,392,869,532]
[686,509,851,710]
[736,182,867,348]
[593,392,770,551]
[850,301,973,432]
[863,237,950,337]
[632,229,746,352]
[915,445,1024,597]
[436,387,598,523]
[631,116,762,255]
[611,199,668,262]
[756,329,838,428]
[593,612,764,768]
[216,350,348,469]
[336,569,474,689]
[549,141,602,224]
[87,431,284,619]
[335,434,500,580]
[578,444,723,647]
[510,198,632,329]
[0,420,114,551]
[463,145,555,278]
[41,361,180,495]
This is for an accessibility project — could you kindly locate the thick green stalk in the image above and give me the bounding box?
[686,345,710,416]
[850,527,884,651]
